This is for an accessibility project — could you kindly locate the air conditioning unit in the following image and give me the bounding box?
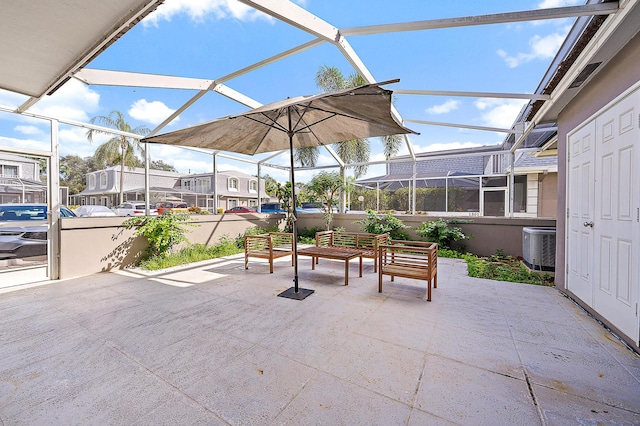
[522,227,556,272]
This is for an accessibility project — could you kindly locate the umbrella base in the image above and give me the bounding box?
[277,287,314,300]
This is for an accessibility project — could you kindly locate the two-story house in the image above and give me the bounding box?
[73,166,271,212]
[0,153,48,204]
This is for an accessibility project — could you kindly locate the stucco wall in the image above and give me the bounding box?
[297,213,556,258]
[556,31,640,290]
[59,213,285,279]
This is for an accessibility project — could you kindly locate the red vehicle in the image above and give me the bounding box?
[224,206,256,214]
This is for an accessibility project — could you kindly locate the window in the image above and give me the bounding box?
[89,174,96,189]
[249,199,258,207]
[249,180,258,193]
[228,178,238,191]
[100,172,107,188]
[513,175,527,213]
[0,164,19,177]
[182,180,192,191]
[228,199,238,208]
[197,178,210,193]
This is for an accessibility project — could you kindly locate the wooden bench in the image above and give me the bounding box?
[378,240,438,301]
[244,232,294,273]
[315,230,388,272]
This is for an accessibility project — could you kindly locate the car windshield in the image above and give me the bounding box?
[0,205,47,221]
[0,205,75,220]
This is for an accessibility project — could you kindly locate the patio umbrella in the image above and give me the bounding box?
[142,79,417,300]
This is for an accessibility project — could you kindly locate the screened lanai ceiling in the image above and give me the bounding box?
[0,0,638,163]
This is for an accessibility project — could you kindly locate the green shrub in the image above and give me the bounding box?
[138,238,241,270]
[354,210,409,240]
[297,226,325,244]
[235,225,279,248]
[123,213,195,258]
[414,218,470,249]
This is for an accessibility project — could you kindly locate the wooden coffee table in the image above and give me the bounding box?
[297,246,363,285]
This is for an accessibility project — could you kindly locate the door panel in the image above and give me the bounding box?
[567,121,595,305]
[592,90,639,341]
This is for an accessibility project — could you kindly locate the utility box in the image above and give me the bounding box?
[522,227,556,272]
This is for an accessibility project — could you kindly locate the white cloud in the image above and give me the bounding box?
[172,159,212,174]
[498,26,570,68]
[0,89,29,109]
[537,0,581,8]
[29,79,100,122]
[0,135,49,152]
[426,100,461,115]
[14,125,43,136]
[475,98,527,130]
[128,99,179,125]
[143,0,273,26]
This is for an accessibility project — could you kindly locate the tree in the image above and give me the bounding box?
[149,159,177,172]
[86,110,150,204]
[307,171,344,230]
[59,155,99,195]
[271,181,294,232]
[295,65,403,178]
[262,174,280,198]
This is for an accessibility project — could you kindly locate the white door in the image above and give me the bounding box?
[567,87,640,345]
[592,90,639,342]
[567,120,596,305]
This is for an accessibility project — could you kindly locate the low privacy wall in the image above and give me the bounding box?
[59,213,285,279]
[59,212,555,279]
[296,213,556,257]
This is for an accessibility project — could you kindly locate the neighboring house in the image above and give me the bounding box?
[513,3,640,350]
[0,153,69,204]
[73,166,184,207]
[73,166,271,212]
[357,146,557,218]
[175,170,271,211]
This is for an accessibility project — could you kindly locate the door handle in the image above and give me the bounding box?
[583,221,594,228]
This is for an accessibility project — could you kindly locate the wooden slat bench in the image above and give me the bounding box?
[315,230,388,272]
[244,232,294,273]
[378,240,438,301]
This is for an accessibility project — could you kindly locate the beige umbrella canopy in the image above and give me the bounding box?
[143,79,416,154]
[142,79,417,299]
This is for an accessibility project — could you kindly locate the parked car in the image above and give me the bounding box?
[111,202,158,216]
[260,202,285,213]
[155,201,189,215]
[297,202,324,213]
[0,203,76,259]
[224,206,256,214]
[0,203,76,221]
[73,205,117,217]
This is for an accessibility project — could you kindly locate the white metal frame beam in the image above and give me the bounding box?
[238,0,339,42]
[394,89,550,101]
[340,3,619,36]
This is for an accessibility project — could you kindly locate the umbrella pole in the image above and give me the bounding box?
[277,106,314,300]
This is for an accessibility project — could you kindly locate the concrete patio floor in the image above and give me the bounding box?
[1,253,639,425]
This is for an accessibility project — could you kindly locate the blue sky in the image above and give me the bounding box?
[0,0,578,183]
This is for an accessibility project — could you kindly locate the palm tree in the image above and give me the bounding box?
[86,110,150,204]
[294,65,403,178]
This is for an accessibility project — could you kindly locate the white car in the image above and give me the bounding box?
[74,205,117,217]
[111,202,158,217]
